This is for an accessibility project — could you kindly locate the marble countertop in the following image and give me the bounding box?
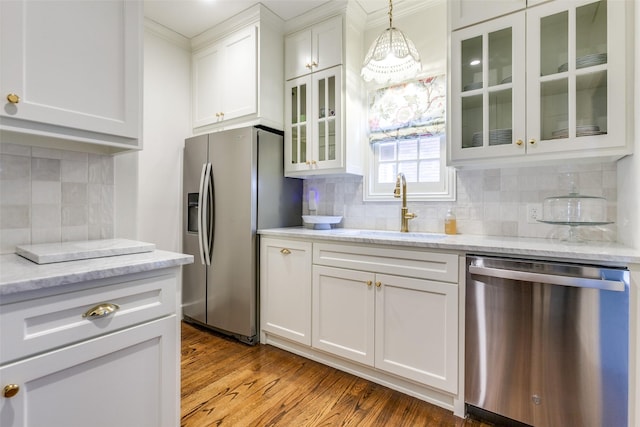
[258,227,640,265]
[0,249,193,297]
[15,238,156,264]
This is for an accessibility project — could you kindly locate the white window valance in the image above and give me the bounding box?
[368,75,446,144]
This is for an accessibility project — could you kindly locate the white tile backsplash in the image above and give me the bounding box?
[303,162,618,241]
[0,142,114,253]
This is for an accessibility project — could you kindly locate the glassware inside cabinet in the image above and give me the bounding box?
[576,70,607,137]
[488,27,512,87]
[541,78,568,141]
[576,1,607,69]
[317,75,336,162]
[462,95,482,148]
[488,89,513,146]
[540,11,568,76]
[461,36,482,92]
[290,83,307,164]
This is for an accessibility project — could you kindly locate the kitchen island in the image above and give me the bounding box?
[258,227,640,425]
[0,243,192,427]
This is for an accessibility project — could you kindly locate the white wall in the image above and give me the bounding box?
[116,22,191,251]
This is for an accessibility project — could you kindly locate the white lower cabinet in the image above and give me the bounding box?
[261,237,459,396]
[260,238,312,345]
[312,265,375,365]
[312,265,458,393]
[0,316,176,427]
[0,269,180,427]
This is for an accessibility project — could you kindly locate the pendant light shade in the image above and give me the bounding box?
[361,0,421,84]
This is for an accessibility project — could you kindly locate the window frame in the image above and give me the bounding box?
[363,76,456,202]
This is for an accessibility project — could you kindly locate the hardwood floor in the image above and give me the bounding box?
[181,322,492,427]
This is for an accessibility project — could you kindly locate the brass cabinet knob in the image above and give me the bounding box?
[3,384,19,398]
[305,63,312,69]
[6,93,20,104]
[375,281,382,288]
[515,139,524,146]
[280,248,291,255]
[311,61,318,67]
[82,303,119,319]
[366,280,373,286]
[311,160,317,165]
[529,138,536,145]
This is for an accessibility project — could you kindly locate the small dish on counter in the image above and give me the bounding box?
[302,215,343,230]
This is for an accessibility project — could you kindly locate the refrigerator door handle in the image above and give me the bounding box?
[197,163,208,265]
[201,162,213,266]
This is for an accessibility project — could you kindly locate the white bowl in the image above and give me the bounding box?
[302,215,343,230]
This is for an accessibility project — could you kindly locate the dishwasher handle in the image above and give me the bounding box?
[468,265,625,292]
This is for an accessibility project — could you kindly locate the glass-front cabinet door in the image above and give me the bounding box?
[312,67,342,170]
[284,77,310,173]
[527,0,625,156]
[450,12,526,162]
[285,66,342,175]
[449,0,630,166]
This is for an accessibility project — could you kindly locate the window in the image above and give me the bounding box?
[365,75,456,201]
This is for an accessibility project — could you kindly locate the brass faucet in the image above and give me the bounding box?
[393,173,417,232]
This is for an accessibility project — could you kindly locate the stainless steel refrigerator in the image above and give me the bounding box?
[182,126,301,344]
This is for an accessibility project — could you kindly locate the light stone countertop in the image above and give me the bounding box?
[15,238,156,264]
[0,249,194,297]
[258,227,640,265]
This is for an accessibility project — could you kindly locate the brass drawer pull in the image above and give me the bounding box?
[280,248,291,255]
[83,303,120,319]
[6,93,20,104]
[3,384,19,398]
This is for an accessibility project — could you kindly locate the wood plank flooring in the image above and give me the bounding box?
[181,322,492,427]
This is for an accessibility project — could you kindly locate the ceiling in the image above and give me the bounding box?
[144,0,396,39]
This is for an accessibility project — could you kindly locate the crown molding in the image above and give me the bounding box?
[364,0,444,29]
[144,18,191,51]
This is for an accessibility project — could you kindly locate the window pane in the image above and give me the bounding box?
[419,137,440,159]
[378,142,396,161]
[398,162,417,182]
[419,159,440,182]
[378,163,396,183]
[397,140,417,161]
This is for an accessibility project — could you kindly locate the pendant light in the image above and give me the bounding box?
[361,0,422,84]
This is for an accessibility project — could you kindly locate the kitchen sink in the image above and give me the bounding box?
[331,229,448,240]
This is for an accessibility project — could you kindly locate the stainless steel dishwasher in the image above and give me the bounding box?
[465,255,629,427]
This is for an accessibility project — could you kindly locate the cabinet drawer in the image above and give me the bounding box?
[313,243,458,283]
[0,273,177,364]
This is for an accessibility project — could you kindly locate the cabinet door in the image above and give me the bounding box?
[375,274,458,393]
[526,0,626,155]
[450,12,526,162]
[311,15,342,74]
[260,238,312,345]
[285,29,313,80]
[312,265,375,366]
[0,316,177,427]
[284,76,312,173]
[0,0,141,139]
[284,16,342,81]
[192,43,224,128]
[311,66,342,170]
[192,26,257,129]
[220,25,257,122]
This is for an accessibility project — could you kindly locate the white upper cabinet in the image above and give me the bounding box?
[283,9,364,178]
[449,0,632,167]
[449,0,551,29]
[191,4,284,133]
[284,15,343,80]
[0,0,142,152]
[193,26,257,128]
